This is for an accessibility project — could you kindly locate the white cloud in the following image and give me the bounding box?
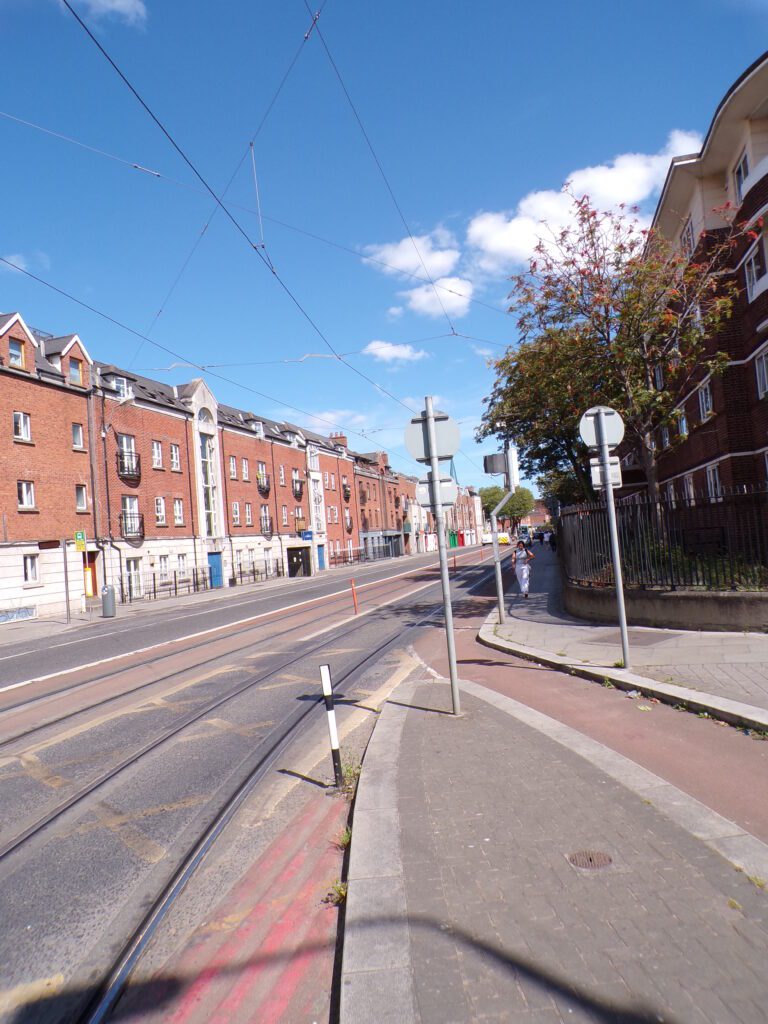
[467,129,703,272]
[386,305,404,319]
[1,253,29,273]
[74,0,147,25]
[362,340,427,363]
[363,228,460,279]
[472,344,494,359]
[400,276,474,318]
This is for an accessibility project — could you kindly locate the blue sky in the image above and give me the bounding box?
[2,0,767,490]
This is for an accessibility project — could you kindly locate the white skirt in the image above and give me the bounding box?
[515,563,530,594]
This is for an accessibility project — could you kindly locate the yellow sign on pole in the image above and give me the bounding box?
[74,530,87,553]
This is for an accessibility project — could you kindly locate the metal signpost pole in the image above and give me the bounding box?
[425,395,461,715]
[596,409,631,669]
[490,509,505,624]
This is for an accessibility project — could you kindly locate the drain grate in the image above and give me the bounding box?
[568,850,613,870]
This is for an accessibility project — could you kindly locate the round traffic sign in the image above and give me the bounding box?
[579,406,625,450]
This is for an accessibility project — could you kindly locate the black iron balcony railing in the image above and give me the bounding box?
[343,484,351,501]
[257,474,271,496]
[260,516,273,537]
[119,512,144,539]
[394,495,401,508]
[116,451,141,480]
[345,518,354,533]
[292,480,304,499]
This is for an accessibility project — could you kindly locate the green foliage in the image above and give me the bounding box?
[478,485,535,527]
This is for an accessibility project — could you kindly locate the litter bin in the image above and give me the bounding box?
[101,585,116,618]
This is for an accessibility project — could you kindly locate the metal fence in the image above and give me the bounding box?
[328,543,403,569]
[117,560,284,603]
[559,486,768,592]
[228,560,285,586]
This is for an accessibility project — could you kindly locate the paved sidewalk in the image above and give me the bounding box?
[341,676,768,1023]
[480,547,768,725]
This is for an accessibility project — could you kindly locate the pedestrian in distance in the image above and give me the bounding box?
[512,540,534,598]
[549,532,557,553]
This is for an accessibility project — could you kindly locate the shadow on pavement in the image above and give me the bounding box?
[10,914,674,1024]
[386,699,455,716]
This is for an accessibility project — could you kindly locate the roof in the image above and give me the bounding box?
[95,362,190,412]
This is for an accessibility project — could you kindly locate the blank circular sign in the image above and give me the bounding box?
[404,410,460,463]
[579,406,625,450]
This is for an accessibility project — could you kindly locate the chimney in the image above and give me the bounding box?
[331,431,348,448]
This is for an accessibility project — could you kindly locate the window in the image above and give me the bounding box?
[177,553,188,577]
[324,471,329,486]
[17,480,35,508]
[114,376,130,398]
[745,238,766,300]
[706,463,722,501]
[327,506,332,523]
[155,497,166,525]
[229,456,237,479]
[282,504,288,526]
[342,475,348,486]
[333,506,339,523]
[118,433,136,454]
[9,339,24,368]
[261,504,271,527]
[666,482,676,507]
[653,365,664,390]
[734,149,750,202]
[158,555,169,581]
[279,464,285,485]
[294,506,303,521]
[152,440,163,468]
[13,411,31,441]
[684,476,695,503]
[242,458,249,481]
[680,218,695,257]
[75,484,87,511]
[170,443,181,471]
[72,422,84,449]
[69,357,82,385]
[678,411,688,437]
[698,381,713,420]
[173,498,184,525]
[232,501,240,525]
[23,553,39,583]
[245,502,253,526]
[331,473,336,490]
[757,348,768,399]
[292,468,300,484]
[661,426,670,449]
[257,461,267,482]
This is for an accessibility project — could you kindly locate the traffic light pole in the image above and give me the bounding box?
[425,395,460,715]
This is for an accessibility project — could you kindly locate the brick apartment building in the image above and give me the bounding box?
[1,311,480,621]
[620,52,768,500]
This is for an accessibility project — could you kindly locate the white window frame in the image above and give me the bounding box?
[698,381,713,421]
[75,484,88,511]
[683,474,695,505]
[173,498,184,525]
[9,338,24,368]
[756,348,768,399]
[229,455,237,479]
[69,357,82,385]
[23,553,39,584]
[155,496,166,525]
[327,506,332,524]
[242,458,249,481]
[17,480,35,508]
[281,504,288,526]
[260,504,271,528]
[331,473,336,490]
[665,482,676,508]
[158,554,170,581]
[245,502,253,526]
[324,471,329,486]
[734,149,750,202]
[678,411,688,438]
[279,465,286,485]
[661,426,670,449]
[745,238,766,301]
[170,443,181,471]
[13,411,31,441]
[333,506,339,523]
[72,422,84,449]
[232,501,240,525]
[177,553,188,577]
[706,463,723,502]
[152,440,163,469]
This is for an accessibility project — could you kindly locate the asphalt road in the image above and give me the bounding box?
[0,549,484,690]
[0,549,493,1024]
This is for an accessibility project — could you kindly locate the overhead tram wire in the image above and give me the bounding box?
[304,0,458,336]
[60,0,417,417]
[0,110,511,325]
[0,256,422,474]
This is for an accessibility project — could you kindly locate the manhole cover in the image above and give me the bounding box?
[568,850,613,870]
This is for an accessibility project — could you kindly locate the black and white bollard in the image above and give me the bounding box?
[320,664,344,789]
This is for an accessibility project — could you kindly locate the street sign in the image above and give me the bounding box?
[590,456,622,489]
[404,409,460,464]
[483,453,507,475]
[301,530,313,541]
[579,406,625,451]
[415,477,458,509]
[74,530,87,552]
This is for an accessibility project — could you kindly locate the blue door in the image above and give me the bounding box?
[318,544,326,570]
[207,552,223,588]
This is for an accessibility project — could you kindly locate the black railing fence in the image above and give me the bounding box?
[228,560,284,586]
[560,485,768,592]
[328,543,403,568]
[119,567,212,603]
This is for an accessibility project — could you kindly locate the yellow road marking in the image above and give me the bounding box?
[58,795,208,843]
[18,753,68,790]
[177,718,275,743]
[91,803,167,863]
[320,647,359,656]
[0,974,65,1015]
[260,675,309,691]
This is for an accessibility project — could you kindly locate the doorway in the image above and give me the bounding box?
[287,547,312,577]
[207,551,223,588]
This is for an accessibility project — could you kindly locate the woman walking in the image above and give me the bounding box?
[513,540,535,598]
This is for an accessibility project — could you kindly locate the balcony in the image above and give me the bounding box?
[358,490,367,505]
[116,451,141,480]
[257,474,271,496]
[260,516,273,537]
[343,484,351,502]
[394,495,401,508]
[119,512,144,540]
[292,480,304,500]
[294,517,307,532]
[345,518,354,533]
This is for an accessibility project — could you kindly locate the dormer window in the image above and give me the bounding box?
[70,357,82,386]
[49,354,62,371]
[9,339,24,369]
[250,420,265,438]
[734,149,750,203]
[113,376,130,398]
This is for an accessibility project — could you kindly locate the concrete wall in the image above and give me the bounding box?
[564,580,768,632]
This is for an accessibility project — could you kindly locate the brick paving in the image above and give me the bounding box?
[493,548,768,715]
[391,681,768,1023]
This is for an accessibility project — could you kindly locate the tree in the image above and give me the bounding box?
[478,485,535,529]
[486,191,745,499]
[537,468,585,510]
[478,486,508,519]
